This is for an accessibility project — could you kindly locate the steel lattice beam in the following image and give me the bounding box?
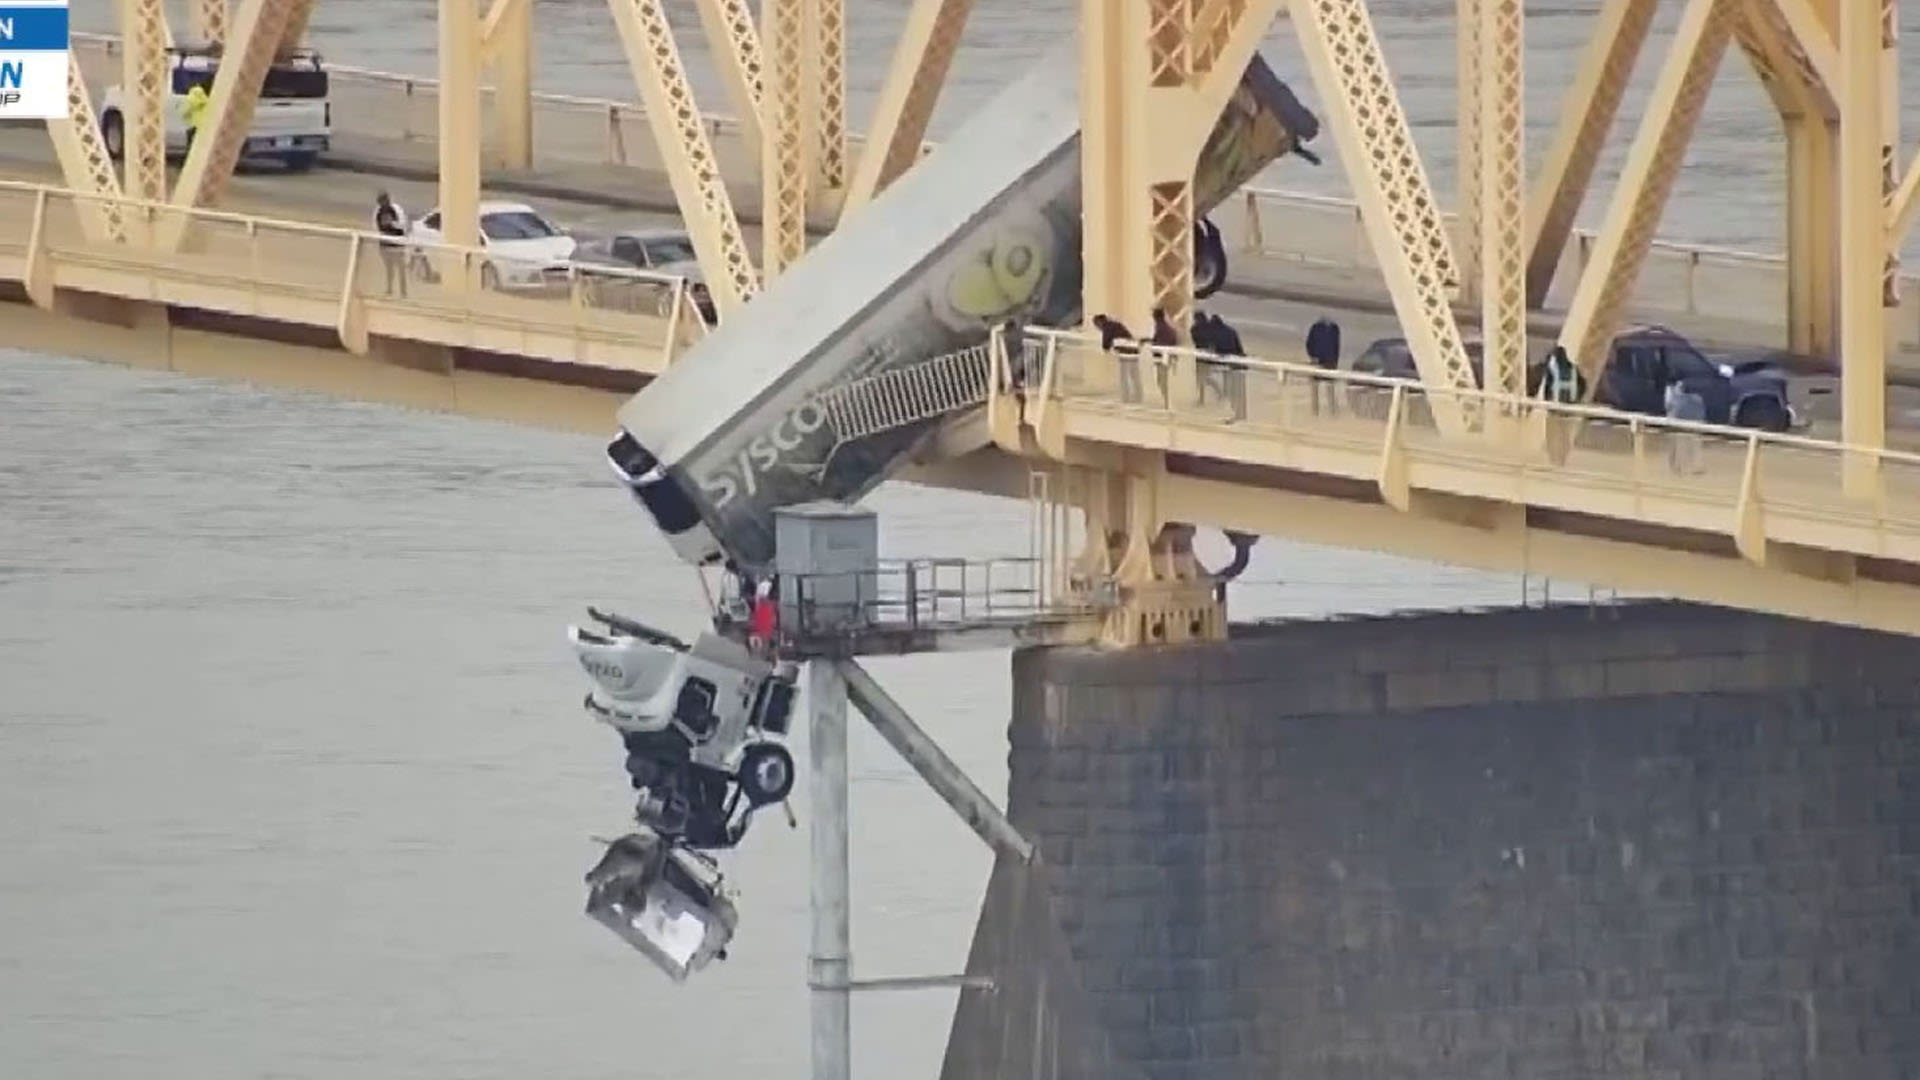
[1557,0,1732,388]
[1289,0,1476,422]
[610,0,760,314]
[1455,0,1480,303]
[192,0,228,44]
[1522,0,1654,307]
[277,0,312,52]
[761,0,808,276]
[812,0,848,198]
[162,0,310,244]
[120,0,169,211]
[1478,0,1524,400]
[840,0,974,219]
[692,0,765,156]
[48,55,129,244]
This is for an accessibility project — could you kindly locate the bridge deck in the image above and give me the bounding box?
[1002,331,1920,635]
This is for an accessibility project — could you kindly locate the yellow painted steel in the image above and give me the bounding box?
[37,0,1920,641]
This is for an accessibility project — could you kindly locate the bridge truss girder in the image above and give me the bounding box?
[118,0,170,210]
[609,0,761,314]
[192,0,228,45]
[481,0,536,170]
[761,0,809,276]
[1522,0,1654,308]
[691,0,765,157]
[48,55,129,244]
[840,0,975,220]
[1555,0,1733,388]
[1289,0,1477,430]
[162,0,315,247]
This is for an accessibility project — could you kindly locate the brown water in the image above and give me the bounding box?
[0,1,1840,1076]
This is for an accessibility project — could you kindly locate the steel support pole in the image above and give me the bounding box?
[807,660,851,1080]
[1838,0,1885,496]
[837,659,1033,862]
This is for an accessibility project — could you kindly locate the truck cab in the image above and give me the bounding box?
[99,45,331,172]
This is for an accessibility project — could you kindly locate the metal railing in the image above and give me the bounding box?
[1232,187,1920,349]
[813,343,993,444]
[999,326,1920,567]
[0,177,702,368]
[777,558,1105,642]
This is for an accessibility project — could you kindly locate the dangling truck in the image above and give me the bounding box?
[607,38,1320,572]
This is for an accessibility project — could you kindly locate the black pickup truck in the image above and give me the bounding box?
[1351,324,1798,432]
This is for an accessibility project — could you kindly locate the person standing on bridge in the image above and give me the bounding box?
[1305,315,1342,416]
[183,82,211,156]
[1151,308,1180,406]
[373,192,411,298]
[1092,314,1142,404]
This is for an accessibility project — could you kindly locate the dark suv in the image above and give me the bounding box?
[1350,324,1796,432]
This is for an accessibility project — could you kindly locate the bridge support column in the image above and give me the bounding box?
[438,0,483,253]
[1839,0,1887,497]
[805,660,851,1080]
[483,0,535,171]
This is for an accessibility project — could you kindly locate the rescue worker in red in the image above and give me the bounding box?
[748,579,778,656]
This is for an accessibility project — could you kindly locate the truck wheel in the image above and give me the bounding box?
[737,743,795,806]
[101,111,125,161]
[1736,396,1789,433]
[283,152,319,173]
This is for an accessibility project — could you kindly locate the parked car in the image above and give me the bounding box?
[406,201,577,291]
[1350,324,1797,432]
[101,44,331,171]
[571,228,717,325]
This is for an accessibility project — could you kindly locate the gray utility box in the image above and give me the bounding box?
[774,502,879,635]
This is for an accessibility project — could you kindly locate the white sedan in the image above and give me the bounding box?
[407,200,577,291]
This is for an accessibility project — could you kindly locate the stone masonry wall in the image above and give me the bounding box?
[967,603,1920,1080]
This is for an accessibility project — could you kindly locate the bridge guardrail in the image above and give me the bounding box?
[1232,188,1920,353]
[1002,326,1920,567]
[66,32,1903,349]
[0,177,702,369]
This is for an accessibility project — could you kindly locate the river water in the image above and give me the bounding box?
[0,2,1849,1077]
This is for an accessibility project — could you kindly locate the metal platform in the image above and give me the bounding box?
[774,557,1110,656]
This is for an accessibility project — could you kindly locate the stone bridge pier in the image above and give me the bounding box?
[944,602,1920,1080]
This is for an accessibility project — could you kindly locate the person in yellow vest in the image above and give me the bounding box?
[183,83,211,153]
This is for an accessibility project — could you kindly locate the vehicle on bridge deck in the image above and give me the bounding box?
[1351,324,1798,433]
[100,44,332,172]
[406,200,578,292]
[570,227,717,325]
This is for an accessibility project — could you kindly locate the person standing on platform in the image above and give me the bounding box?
[1305,315,1342,416]
[373,191,411,298]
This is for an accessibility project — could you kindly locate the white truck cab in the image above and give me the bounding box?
[99,45,331,172]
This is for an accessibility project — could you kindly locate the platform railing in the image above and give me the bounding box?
[0,177,700,368]
[1011,327,1920,566]
[778,558,1105,643]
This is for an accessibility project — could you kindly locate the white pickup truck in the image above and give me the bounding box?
[99,46,331,172]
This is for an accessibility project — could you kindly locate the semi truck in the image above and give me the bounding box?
[606,39,1320,573]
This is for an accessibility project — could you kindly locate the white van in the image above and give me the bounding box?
[99,45,331,172]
